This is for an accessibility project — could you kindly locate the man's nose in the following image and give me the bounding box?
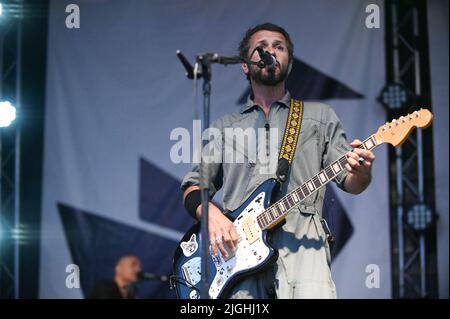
[267,49,277,58]
[266,48,276,56]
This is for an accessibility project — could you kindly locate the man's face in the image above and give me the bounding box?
[243,30,291,86]
[116,256,142,284]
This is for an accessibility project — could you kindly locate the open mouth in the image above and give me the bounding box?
[266,63,279,71]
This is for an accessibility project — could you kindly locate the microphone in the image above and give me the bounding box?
[176,50,195,79]
[138,271,169,283]
[255,47,277,69]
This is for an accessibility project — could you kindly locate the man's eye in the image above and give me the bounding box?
[276,46,285,51]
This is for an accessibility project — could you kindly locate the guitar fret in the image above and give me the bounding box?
[271,210,278,221]
[275,204,282,216]
[258,215,265,229]
[284,197,290,208]
[267,208,274,220]
[268,210,274,221]
[312,175,321,188]
[265,209,272,221]
[325,166,334,179]
[280,201,286,212]
[363,136,376,150]
[265,208,272,221]
[271,209,277,220]
[287,195,294,207]
[292,192,299,203]
[262,213,269,226]
[370,136,377,149]
[296,188,304,200]
[338,156,347,167]
[265,206,276,223]
[263,216,269,228]
[319,172,328,183]
[307,180,315,192]
[258,215,264,227]
[275,205,282,217]
[284,197,291,210]
[331,161,342,174]
[301,184,310,197]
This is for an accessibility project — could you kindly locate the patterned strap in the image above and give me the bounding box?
[276,99,304,182]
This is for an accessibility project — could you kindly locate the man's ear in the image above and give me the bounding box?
[287,60,293,76]
[242,63,249,76]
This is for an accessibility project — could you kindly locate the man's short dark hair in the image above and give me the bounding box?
[238,22,294,63]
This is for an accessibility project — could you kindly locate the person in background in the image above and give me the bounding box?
[89,255,142,299]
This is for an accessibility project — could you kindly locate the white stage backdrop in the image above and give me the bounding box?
[41,0,394,298]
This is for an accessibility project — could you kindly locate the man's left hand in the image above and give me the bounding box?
[345,139,376,179]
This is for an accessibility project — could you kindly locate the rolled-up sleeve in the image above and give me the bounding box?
[321,106,352,191]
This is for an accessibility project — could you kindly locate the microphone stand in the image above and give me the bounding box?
[176,51,247,299]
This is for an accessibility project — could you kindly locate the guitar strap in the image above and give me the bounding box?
[276,98,304,183]
[275,99,335,248]
[277,99,335,248]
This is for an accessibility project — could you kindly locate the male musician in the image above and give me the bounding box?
[89,255,142,299]
[181,23,375,298]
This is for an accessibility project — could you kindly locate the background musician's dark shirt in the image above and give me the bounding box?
[89,280,135,299]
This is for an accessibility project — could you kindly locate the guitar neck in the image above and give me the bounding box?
[257,134,381,230]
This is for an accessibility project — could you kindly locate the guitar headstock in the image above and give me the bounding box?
[374,109,433,147]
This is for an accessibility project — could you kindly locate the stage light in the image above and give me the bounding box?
[378,82,412,111]
[0,101,16,127]
[0,3,3,16]
[407,204,434,232]
[11,227,24,240]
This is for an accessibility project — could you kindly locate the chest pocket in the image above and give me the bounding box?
[297,123,320,149]
[289,122,322,213]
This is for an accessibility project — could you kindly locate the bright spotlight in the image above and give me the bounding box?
[0,101,16,127]
[0,3,3,16]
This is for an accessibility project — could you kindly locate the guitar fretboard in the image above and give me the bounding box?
[256,135,379,230]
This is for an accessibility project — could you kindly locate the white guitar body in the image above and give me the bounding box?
[174,179,279,299]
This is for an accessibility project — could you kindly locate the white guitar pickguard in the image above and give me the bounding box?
[208,192,270,299]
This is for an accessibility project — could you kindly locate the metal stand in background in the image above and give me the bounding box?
[0,15,22,300]
[176,51,245,298]
[383,0,438,298]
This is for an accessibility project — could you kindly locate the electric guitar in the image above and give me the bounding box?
[172,109,433,299]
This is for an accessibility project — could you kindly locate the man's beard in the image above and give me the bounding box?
[248,62,289,86]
